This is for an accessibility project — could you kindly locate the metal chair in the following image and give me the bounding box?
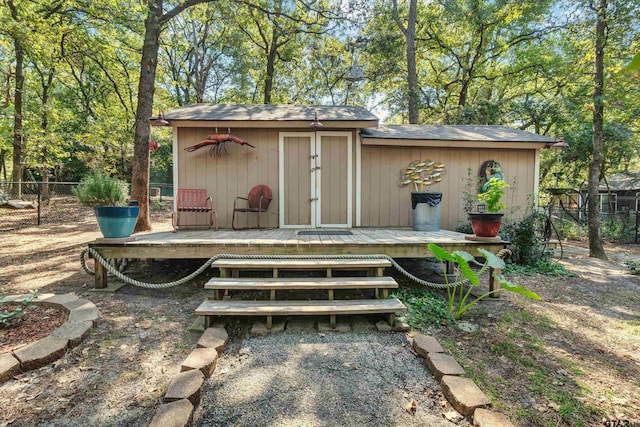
[232,185,272,230]
[172,188,217,232]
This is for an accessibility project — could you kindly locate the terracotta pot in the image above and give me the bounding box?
[468,212,504,237]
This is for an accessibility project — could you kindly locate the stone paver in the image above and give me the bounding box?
[51,320,94,348]
[197,327,228,353]
[474,408,515,427]
[426,352,465,380]
[412,333,444,357]
[441,375,491,416]
[13,336,69,371]
[149,399,194,427]
[181,348,218,377]
[33,293,56,301]
[250,319,286,336]
[318,321,351,333]
[375,320,410,332]
[164,369,205,406]
[0,294,34,303]
[67,302,99,325]
[38,293,79,309]
[0,353,21,383]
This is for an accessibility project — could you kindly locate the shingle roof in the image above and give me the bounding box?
[162,104,379,122]
[600,172,640,191]
[361,124,555,143]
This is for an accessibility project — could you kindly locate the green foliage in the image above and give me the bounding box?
[428,243,542,320]
[73,172,128,207]
[478,177,508,213]
[392,288,454,329]
[501,213,546,265]
[504,259,576,277]
[624,260,640,275]
[1,291,37,327]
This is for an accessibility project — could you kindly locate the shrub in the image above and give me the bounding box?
[73,172,128,207]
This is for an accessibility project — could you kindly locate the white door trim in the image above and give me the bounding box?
[279,132,316,228]
[316,131,352,228]
[355,131,361,227]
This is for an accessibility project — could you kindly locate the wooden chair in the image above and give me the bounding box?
[232,185,272,230]
[172,188,217,232]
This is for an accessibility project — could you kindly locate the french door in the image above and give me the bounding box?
[279,132,352,228]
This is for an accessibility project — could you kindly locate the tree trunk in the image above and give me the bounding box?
[588,0,607,260]
[392,0,419,124]
[405,0,418,123]
[131,5,162,232]
[9,0,24,198]
[264,39,277,104]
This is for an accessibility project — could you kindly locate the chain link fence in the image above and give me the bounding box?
[0,181,173,231]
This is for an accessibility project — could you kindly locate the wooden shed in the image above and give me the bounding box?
[163,104,555,230]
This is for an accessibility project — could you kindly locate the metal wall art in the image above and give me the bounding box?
[397,160,446,192]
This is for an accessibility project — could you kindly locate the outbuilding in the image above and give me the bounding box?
[162,104,555,230]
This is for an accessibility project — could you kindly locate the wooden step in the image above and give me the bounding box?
[204,276,398,291]
[195,298,406,316]
[211,258,392,270]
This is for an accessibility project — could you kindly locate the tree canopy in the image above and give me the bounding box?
[1,0,638,233]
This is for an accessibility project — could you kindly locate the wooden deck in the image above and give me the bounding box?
[88,228,507,289]
[89,228,505,259]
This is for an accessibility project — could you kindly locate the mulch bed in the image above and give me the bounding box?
[0,304,68,354]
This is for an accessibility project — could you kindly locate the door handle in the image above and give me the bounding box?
[310,198,318,202]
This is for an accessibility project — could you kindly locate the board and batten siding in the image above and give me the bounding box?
[360,145,537,230]
[176,127,280,229]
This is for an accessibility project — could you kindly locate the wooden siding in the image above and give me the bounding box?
[177,127,281,229]
[360,146,537,230]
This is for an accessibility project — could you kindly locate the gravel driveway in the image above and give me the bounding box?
[195,318,464,427]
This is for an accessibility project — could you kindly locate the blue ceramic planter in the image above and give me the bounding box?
[93,206,140,238]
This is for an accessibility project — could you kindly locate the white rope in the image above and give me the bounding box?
[83,247,511,290]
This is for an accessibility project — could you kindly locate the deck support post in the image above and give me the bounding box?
[445,261,455,275]
[388,313,396,327]
[95,260,108,289]
[489,267,501,298]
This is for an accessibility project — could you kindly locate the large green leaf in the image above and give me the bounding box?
[453,250,475,262]
[455,254,479,286]
[478,248,506,269]
[428,243,455,262]
[497,275,542,300]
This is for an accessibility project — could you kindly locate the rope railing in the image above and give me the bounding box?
[81,247,511,290]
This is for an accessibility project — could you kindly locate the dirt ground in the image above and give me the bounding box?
[1,207,639,426]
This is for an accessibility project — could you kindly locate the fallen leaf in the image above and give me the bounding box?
[405,400,417,415]
[443,410,462,422]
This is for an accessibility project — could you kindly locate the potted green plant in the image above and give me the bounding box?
[73,172,139,238]
[468,177,508,237]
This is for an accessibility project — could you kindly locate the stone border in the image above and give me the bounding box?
[0,293,98,383]
[149,324,229,427]
[412,333,514,427]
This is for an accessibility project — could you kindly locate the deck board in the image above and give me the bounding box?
[195,298,406,316]
[89,228,507,260]
[205,276,398,290]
